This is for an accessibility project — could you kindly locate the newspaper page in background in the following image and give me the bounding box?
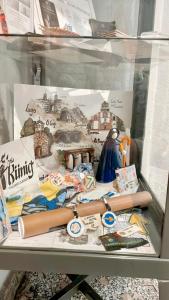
[34,0,95,35]
[54,0,95,35]
[3,0,34,33]
[34,0,59,34]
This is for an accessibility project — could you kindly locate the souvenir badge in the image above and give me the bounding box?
[67,206,84,238]
[101,197,117,228]
[67,218,84,238]
[102,211,117,228]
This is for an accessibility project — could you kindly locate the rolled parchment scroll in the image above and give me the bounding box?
[18,191,152,239]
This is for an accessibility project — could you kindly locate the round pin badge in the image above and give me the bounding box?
[102,211,117,228]
[67,218,84,238]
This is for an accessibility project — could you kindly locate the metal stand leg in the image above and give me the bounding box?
[159,281,169,300]
[49,274,103,300]
[50,275,87,300]
[68,274,103,300]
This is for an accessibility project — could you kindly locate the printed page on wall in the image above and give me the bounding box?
[34,0,95,36]
[0,0,34,34]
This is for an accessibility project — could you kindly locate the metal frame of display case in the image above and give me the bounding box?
[0,0,169,294]
[1,2,169,298]
[0,34,169,299]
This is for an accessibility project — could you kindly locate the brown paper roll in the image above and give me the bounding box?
[18,191,152,238]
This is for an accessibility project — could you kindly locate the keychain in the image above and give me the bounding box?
[67,206,84,238]
[101,198,117,228]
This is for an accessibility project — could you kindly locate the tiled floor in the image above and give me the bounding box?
[15,272,159,300]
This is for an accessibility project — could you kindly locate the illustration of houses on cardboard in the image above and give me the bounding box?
[88,101,125,132]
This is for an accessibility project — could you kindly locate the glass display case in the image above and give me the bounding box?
[0,0,168,285]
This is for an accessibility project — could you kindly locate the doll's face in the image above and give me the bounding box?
[112,132,118,139]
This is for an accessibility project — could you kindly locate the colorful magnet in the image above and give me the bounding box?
[102,211,117,228]
[67,218,84,238]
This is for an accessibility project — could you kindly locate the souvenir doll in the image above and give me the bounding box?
[119,135,131,167]
[96,128,122,183]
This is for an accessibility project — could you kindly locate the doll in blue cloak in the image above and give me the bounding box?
[96,128,122,183]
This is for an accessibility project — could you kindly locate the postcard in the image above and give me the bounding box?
[115,164,139,193]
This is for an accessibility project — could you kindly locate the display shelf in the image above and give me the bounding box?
[1,181,161,258]
[0,180,162,282]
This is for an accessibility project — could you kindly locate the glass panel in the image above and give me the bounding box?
[141,42,169,211]
[0,36,168,258]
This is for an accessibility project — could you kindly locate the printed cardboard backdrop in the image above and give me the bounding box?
[14,84,132,144]
[14,84,133,173]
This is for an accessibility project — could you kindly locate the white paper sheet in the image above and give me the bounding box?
[3,0,34,33]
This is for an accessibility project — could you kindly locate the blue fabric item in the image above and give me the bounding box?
[32,191,67,210]
[96,135,122,183]
[31,195,47,204]
[39,198,58,210]
[24,190,67,212]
